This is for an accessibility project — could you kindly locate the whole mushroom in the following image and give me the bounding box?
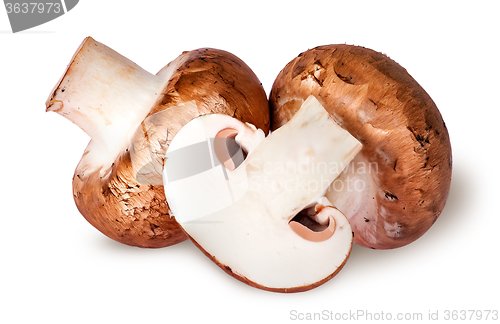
[269,45,452,249]
[46,37,269,248]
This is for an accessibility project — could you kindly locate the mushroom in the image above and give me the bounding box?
[46,37,269,248]
[269,45,452,249]
[163,96,362,292]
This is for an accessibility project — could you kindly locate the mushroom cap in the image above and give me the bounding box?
[269,45,452,249]
[72,48,270,248]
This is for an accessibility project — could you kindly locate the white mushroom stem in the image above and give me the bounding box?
[45,37,184,174]
[163,96,363,290]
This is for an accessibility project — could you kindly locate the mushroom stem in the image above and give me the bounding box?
[45,37,178,172]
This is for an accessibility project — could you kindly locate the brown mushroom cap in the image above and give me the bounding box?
[269,45,452,249]
[72,48,270,248]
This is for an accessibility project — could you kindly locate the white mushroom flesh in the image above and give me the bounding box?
[164,96,363,290]
[46,37,188,177]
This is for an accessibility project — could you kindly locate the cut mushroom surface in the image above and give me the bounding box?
[289,204,340,242]
[164,96,362,292]
[270,45,452,249]
[46,37,269,248]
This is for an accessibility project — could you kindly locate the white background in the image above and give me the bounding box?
[1,1,499,323]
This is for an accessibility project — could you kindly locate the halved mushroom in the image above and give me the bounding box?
[163,96,362,292]
[46,37,269,248]
[269,45,452,249]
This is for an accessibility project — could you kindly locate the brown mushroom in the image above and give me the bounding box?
[269,45,452,249]
[46,37,269,248]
